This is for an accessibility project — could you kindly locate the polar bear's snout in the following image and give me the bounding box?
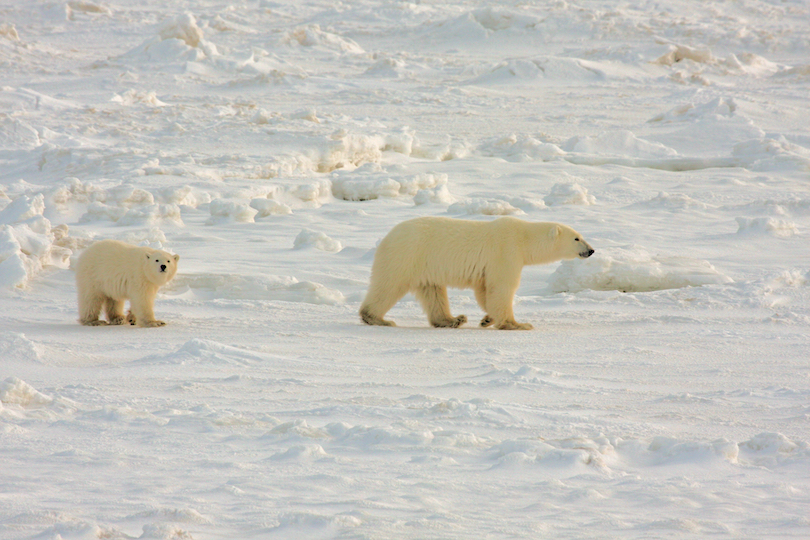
[577,238,595,258]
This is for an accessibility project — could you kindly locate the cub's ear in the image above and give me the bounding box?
[145,252,152,259]
[173,254,180,262]
[548,225,561,240]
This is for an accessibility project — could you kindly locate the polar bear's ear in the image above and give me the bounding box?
[548,225,561,240]
[173,254,180,262]
[145,252,152,259]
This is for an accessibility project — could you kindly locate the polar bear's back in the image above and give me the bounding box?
[373,216,521,288]
[76,240,147,298]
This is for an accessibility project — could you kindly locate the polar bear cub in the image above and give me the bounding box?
[360,216,594,330]
[76,239,179,327]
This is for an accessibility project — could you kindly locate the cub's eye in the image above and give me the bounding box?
[574,237,580,242]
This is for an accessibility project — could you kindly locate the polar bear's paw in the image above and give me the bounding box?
[81,319,108,326]
[360,308,397,327]
[480,315,494,327]
[108,315,126,325]
[126,311,137,325]
[496,320,533,330]
[432,315,467,328]
[140,320,167,328]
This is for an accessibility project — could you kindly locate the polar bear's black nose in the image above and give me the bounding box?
[160,264,167,272]
[581,249,595,258]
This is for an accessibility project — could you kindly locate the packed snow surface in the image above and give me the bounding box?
[1,0,809,539]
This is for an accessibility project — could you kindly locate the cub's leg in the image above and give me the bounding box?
[359,282,409,327]
[78,291,107,326]
[414,284,467,328]
[474,281,493,327]
[485,275,533,331]
[104,297,127,325]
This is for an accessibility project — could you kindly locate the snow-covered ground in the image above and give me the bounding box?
[2,1,809,538]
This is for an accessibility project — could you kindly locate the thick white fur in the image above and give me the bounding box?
[76,239,179,327]
[360,216,594,330]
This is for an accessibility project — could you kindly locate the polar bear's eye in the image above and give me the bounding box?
[574,237,580,242]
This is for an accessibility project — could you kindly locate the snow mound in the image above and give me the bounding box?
[363,57,408,78]
[636,192,712,211]
[736,217,798,238]
[293,229,342,252]
[0,333,43,363]
[465,57,607,86]
[167,273,345,305]
[0,377,53,408]
[136,339,272,366]
[654,44,714,66]
[478,134,566,162]
[250,197,293,217]
[413,185,455,206]
[159,13,204,47]
[81,201,183,227]
[206,199,258,225]
[649,97,737,123]
[0,195,72,289]
[447,198,523,215]
[0,116,41,150]
[119,12,217,65]
[332,173,447,202]
[311,130,416,173]
[544,183,595,206]
[270,444,329,461]
[564,130,678,159]
[548,247,733,293]
[283,24,364,54]
[732,136,810,172]
[111,89,166,107]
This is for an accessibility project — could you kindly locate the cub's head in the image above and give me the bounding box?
[143,249,180,285]
[551,224,594,260]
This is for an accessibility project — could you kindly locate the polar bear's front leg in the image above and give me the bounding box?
[130,293,166,328]
[415,285,467,328]
[485,273,533,330]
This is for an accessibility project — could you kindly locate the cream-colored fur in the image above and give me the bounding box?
[76,239,179,327]
[360,216,594,330]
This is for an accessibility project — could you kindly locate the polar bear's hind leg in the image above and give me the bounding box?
[104,297,126,325]
[79,292,107,326]
[474,281,494,327]
[415,284,467,328]
[359,282,408,327]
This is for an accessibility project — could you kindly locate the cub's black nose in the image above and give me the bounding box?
[587,249,595,257]
[160,264,167,272]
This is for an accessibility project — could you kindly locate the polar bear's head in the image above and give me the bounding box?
[551,224,594,260]
[143,249,180,285]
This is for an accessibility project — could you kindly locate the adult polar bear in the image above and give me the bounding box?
[76,240,179,327]
[360,216,594,330]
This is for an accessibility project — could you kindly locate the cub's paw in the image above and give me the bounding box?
[82,319,108,326]
[140,320,167,328]
[480,315,493,328]
[126,311,137,325]
[108,316,126,325]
